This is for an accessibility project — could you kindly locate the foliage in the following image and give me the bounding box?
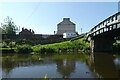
[75,32,79,36]
[16,39,35,45]
[32,38,90,54]
[0,42,8,48]
[0,48,15,53]
[0,27,3,34]
[8,42,16,48]
[1,38,90,54]
[16,44,32,54]
[4,40,10,46]
[39,47,58,54]
[70,38,90,51]
[0,16,18,34]
[0,41,16,48]
[0,48,15,50]
[113,42,120,52]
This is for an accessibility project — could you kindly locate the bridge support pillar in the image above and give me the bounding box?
[91,37,115,52]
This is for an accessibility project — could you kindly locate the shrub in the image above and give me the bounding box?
[32,38,90,53]
[113,42,120,52]
[16,39,34,45]
[16,44,32,54]
[39,47,57,54]
[70,38,90,52]
[8,42,16,48]
[1,42,8,48]
[0,41,16,48]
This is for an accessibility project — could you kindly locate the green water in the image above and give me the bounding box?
[1,53,120,78]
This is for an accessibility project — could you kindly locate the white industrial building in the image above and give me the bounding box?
[57,18,76,35]
[63,32,77,38]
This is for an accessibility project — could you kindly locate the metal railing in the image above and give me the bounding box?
[89,12,120,37]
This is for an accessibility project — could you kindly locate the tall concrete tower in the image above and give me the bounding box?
[57,18,76,35]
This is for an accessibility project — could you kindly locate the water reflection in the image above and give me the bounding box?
[56,59,75,78]
[114,57,120,78]
[2,53,120,78]
[2,54,45,78]
[89,53,120,78]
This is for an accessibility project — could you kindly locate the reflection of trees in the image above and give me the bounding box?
[56,59,75,78]
[2,55,43,78]
[87,53,119,78]
[2,58,15,78]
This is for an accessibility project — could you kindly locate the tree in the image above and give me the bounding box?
[0,27,3,34]
[75,32,79,36]
[1,16,18,35]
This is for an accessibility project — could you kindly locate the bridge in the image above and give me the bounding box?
[87,12,120,52]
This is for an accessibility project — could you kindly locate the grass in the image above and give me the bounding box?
[0,48,16,50]
[1,38,90,54]
[15,44,33,54]
[32,38,90,54]
[0,48,16,53]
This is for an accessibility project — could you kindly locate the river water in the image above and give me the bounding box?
[1,53,120,79]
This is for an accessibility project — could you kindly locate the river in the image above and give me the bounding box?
[1,53,120,79]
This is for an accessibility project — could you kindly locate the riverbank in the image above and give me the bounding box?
[1,37,120,54]
[32,38,90,54]
[0,48,16,53]
[1,38,90,54]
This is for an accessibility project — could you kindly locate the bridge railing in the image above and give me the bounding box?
[90,12,120,37]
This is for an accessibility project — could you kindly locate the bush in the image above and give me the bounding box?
[32,38,90,53]
[1,42,8,48]
[113,42,120,52]
[8,42,16,48]
[0,41,16,48]
[16,39,34,45]
[39,47,58,54]
[70,38,90,52]
[16,44,32,54]
[0,43,3,48]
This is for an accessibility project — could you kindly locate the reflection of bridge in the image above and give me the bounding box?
[88,53,120,78]
[87,12,120,52]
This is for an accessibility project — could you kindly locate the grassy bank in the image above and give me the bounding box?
[32,38,90,54]
[0,48,16,53]
[1,38,90,54]
[0,44,33,54]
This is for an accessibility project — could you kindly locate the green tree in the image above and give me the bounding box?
[75,32,79,36]
[0,27,2,34]
[1,16,18,34]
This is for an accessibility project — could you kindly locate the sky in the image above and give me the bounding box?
[0,2,119,34]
